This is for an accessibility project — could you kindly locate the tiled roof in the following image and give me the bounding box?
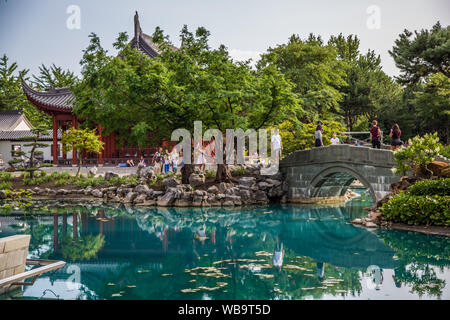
[21,78,75,111]
[0,129,62,141]
[0,110,33,131]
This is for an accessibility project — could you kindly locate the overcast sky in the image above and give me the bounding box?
[1,0,449,79]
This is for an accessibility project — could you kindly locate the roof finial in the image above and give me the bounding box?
[134,11,142,47]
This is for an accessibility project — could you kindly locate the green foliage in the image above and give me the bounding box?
[0,171,11,182]
[272,119,346,153]
[389,22,450,86]
[394,133,442,175]
[31,63,77,91]
[61,234,105,261]
[380,191,449,226]
[407,178,450,196]
[62,128,104,177]
[258,34,346,123]
[0,189,33,211]
[0,181,11,190]
[205,169,216,178]
[231,166,246,176]
[441,145,450,159]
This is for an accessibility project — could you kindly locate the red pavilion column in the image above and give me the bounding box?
[72,116,78,166]
[97,125,103,166]
[52,115,58,165]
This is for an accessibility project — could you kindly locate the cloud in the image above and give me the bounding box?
[228,49,263,67]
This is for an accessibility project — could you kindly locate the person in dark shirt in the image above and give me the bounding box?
[369,120,381,149]
[389,123,403,151]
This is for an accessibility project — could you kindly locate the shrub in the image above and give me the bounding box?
[0,181,11,190]
[380,191,450,226]
[0,171,12,182]
[232,166,246,176]
[408,178,450,196]
[440,145,450,159]
[205,169,216,178]
[56,178,69,187]
[394,133,442,176]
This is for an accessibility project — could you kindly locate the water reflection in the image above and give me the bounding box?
[0,201,449,300]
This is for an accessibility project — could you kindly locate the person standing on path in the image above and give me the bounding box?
[369,120,381,149]
[314,124,323,147]
[330,132,340,145]
[389,123,403,151]
[271,129,283,161]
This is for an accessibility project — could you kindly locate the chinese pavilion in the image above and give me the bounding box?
[21,12,171,166]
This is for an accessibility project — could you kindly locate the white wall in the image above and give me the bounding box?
[14,120,32,131]
[0,140,72,165]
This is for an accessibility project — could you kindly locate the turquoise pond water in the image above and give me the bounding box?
[0,197,449,300]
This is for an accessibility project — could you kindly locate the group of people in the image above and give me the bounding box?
[314,120,403,151]
[151,147,182,174]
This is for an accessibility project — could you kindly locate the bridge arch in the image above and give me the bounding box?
[307,165,376,201]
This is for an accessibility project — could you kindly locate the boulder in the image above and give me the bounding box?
[91,189,103,198]
[134,184,150,194]
[265,178,282,186]
[441,166,450,178]
[133,193,147,204]
[139,167,155,182]
[157,191,176,207]
[162,177,181,189]
[239,177,255,187]
[105,171,119,181]
[123,191,137,203]
[189,173,205,187]
[258,181,272,190]
[253,190,269,203]
[88,166,98,176]
[427,161,450,177]
[207,185,219,194]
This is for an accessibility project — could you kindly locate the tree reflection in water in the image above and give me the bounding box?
[0,201,449,300]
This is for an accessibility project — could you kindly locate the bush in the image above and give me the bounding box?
[205,169,216,178]
[408,178,450,196]
[380,191,450,226]
[440,145,450,159]
[394,133,442,176]
[232,166,246,176]
[0,171,11,183]
[0,181,11,190]
[56,178,69,187]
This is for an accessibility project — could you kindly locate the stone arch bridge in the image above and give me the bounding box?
[279,145,401,202]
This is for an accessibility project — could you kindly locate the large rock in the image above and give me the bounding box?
[123,191,137,203]
[427,161,450,177]
[239,177,255,187]
[105,171,119,181]
[133,193,147,204]
[134,184,150,194]
[253,190,269,203]
[157,191,176,207]
[139,167,155,182]
[162,177,181,189]
[89,166,98,176]
[189,173,205,187]
[91,189,103,198]
[441,166,450,178]
[207,185,219,194]
[265,178,282,186]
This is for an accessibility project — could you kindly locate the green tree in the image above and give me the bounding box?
[61,128,104,177]
[73,28,298,182]
[413,73,450,144]
[8,126,50,179]
[389,21,450,86]
[257,34,347,123]
[329,34,402,132]
[31,63,78,91]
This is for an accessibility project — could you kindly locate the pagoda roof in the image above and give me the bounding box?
[22,11,175,113]
[21,77,75,112]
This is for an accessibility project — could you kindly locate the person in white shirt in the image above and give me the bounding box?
[271,129,283,161]
[330,132,340,145]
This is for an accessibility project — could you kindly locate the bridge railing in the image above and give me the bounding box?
[280,144,395,168]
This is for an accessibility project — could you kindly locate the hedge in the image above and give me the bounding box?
[380,192,450,226]
[407,178,450,196]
